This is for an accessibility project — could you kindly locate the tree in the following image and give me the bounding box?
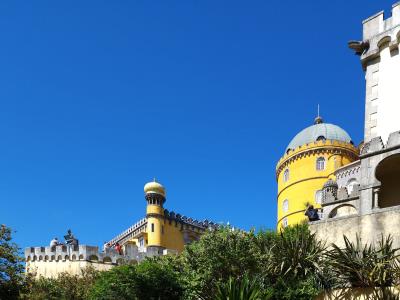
[326,234,400,299]
[0,224,24,300]
[20,267,99,300]
[215,276,265,300]
[88,258,183,300]
[180,226,264,299]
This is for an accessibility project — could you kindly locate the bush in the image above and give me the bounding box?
[88,258,184,300]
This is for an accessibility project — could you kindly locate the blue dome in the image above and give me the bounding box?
[286,121,352,152]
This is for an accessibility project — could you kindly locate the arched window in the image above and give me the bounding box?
[281,217,288,228]
[282,199,289,212]
[283,169,289,182]
[315,190,323,204]
[316,135,326,141]
[316,157,326,171]
[347,179,358,195]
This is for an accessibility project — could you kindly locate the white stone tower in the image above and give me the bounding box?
[349,2,400,144]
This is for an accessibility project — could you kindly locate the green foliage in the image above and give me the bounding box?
[264,224,325,300]
[20,267,99,300]
[215,276,265,300]
[88,257,184,300]
[269,224,325,280]
[179,226,263,299]
[0,224,24,300]
[327,234,400,288]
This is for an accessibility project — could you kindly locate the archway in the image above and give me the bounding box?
[375,154,400,208]
[329,204,357,218]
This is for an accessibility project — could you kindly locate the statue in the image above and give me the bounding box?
[64,229,79,247]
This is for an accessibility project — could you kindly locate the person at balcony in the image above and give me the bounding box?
[305,205,320,221]
[115,242,123,255]
[50,237,60,247]
[103,242,110,252]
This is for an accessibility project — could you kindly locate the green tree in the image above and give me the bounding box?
[180,226,264,299]
[215,276,266,300]
[20,267,99,300]
[327,235,400,288]
[265,224,326,300]
[88,258,183,300]
[0,224,24,300]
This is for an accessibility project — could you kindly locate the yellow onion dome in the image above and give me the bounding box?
[144,180,166,198]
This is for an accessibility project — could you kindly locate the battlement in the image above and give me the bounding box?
[361,130,400,156]
[276,139,359,176]
[351,2,400,65]
[323,184,361,205]
[363,3,400,40]
[25,244,128,265]
[163,209,217,229]
[107,218,147,247]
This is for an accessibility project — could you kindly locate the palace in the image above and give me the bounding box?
[277,3,400,247]
[25,180,217,278]
[26,2,400,278]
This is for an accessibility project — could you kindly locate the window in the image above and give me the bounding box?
[282,199,289,212]
[138,237,144,247]
[151,223,154,232]
[282,217,288,228]
[162,225,164,235]
[316,135,326,141]
[283,169,289,182]
[315,190,323,204]
[316,157,326,171]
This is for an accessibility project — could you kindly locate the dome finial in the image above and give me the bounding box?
[314,104,323,124]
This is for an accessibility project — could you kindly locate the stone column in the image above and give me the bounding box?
[373,187,380,209]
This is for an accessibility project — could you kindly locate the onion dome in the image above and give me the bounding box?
[286,117,353,153]
[144,179,166,198]
[323,179,338,189]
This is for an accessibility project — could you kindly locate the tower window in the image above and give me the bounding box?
[282,217,288,228]
[315,190,322,204]
[151,223,154,232]
[316,157,326,171]
[139,237,144,247]
[282,199,289,212]
[161,225,164,234]
[283,169,289,182]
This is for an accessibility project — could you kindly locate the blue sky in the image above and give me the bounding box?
[0,1,395,248]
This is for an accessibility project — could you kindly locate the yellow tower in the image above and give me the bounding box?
[144,180,166,249]
[276,116,359,229]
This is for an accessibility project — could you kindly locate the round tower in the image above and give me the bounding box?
[144,180,166,250]
[276,117,359,229]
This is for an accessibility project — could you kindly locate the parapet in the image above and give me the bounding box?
[363,3,400,40]
[25,244,129,265]
[107,218,147,247]
[276,139,359,177]
[163,209,218,230]
[350,3,400,66]
[361,131,400,156]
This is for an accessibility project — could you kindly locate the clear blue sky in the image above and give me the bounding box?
[0,1,395,248]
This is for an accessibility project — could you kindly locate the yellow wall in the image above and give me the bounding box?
[276,140,358,230]
[144,203,202,252]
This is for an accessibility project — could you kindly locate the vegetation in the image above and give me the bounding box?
[0,225,24,300]
[3,223,400,299]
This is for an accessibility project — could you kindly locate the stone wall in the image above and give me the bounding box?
[310,206,400,248]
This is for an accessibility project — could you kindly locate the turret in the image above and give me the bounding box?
[144,180,166,250]
[349,3,400,143]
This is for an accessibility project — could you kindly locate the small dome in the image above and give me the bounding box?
[144,180,166,198]
[323,179,338,189]
[286,119,352,153]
